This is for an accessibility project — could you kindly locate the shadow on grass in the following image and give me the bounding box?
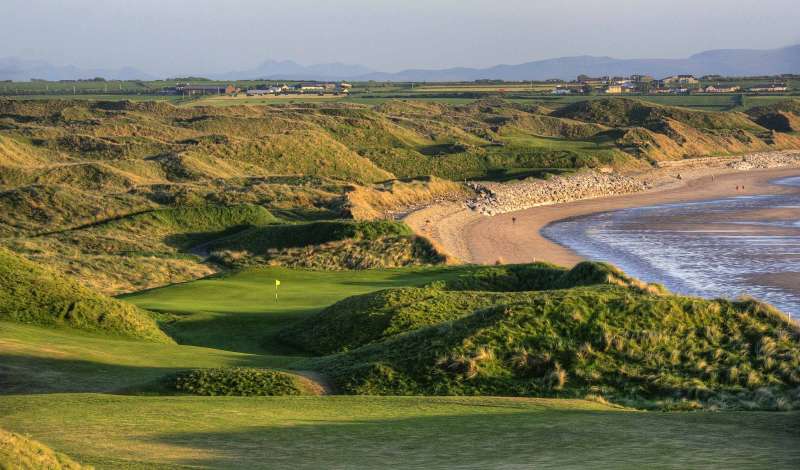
[161,310,318,356]
[0,353,290,395]
[136,409,800,469]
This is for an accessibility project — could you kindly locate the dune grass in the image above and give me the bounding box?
[0,248,172,343]
[0,426,89,470]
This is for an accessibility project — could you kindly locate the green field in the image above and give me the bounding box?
[122,266,465,354]
[3,394,798,469]
[2,266,800,468]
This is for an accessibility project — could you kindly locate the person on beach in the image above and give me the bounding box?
[512,217,516,224]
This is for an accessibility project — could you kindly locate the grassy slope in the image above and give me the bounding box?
[307,285,800,407]
[0,248,172,343]
[206,219,445,270]
[0,427,88,470]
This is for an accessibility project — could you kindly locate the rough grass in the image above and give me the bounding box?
[299,265,799,410]
[0,427,89,470]
[0,247,172,343]
[280,262,664,355]
[206,220,446,270]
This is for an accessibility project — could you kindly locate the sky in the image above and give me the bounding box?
[2,0,798,76]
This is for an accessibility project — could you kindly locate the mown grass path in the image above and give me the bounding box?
[1,394,798,469]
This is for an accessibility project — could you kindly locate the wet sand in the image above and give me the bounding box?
[406,167,800,267]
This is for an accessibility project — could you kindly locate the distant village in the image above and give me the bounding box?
[162,81,353,96]
[551,74,790,95]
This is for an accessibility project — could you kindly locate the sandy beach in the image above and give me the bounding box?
[406,158,800,268]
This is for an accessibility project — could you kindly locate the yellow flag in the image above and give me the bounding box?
[275,279,281,287]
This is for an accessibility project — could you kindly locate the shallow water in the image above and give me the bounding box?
[543,176,800,317]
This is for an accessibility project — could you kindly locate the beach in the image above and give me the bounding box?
[405,152,800,267]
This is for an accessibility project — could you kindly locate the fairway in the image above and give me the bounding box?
[2,394,799,469]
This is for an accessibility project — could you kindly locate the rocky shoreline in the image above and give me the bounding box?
[467,150,800,216]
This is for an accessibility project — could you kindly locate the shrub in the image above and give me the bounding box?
[172,368,304,396]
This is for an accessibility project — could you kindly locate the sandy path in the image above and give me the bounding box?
[406,166,800,267]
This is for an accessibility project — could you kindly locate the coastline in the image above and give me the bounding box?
[405,155,800,267]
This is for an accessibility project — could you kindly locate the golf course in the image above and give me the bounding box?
[1,95,800,468]
[1,262,799,468]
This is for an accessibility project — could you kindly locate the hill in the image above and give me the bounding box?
[355,45,800,81]
[746,99,800,132]
[280,262,661,354]
[1,97,798,292]
[0,247,173,342]
[300,263,800,410]
[0,427,88,470]
[207,219,446,270]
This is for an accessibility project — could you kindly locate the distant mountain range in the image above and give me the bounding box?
[356,45,800,82]
[211,60,374,81]
[1,45,798,82]
[0,57,153,81]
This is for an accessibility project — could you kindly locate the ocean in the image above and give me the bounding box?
[542,176,800,317]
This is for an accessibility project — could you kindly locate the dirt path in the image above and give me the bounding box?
[406,166,800,267]
[294,370,335,395]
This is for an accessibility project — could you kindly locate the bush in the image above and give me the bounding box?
[172,368,304,396]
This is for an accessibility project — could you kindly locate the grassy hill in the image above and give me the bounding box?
[0,427,89,470]
[206,219,446,270]
[279,262,661,354]
[293,263,800,410]
[746,99,800,132]
[0,247,172,343]
[1,96,798,291]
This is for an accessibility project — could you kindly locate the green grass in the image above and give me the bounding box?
[0,248,172,343]
[3,264,800,468]
[121,265,470,354]
[0,426,87,469]
[1,394,798,469]
[0,321,295,394]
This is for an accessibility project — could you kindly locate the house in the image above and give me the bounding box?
[748,83,789,92]
[577,75,609,85]
[631,74,654,83]
[659,75,700,87]
[604,85,623,94]
[246,89,272,96]
[175,84,239,95]
[294,82,327,93]
[703,85,741,93]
